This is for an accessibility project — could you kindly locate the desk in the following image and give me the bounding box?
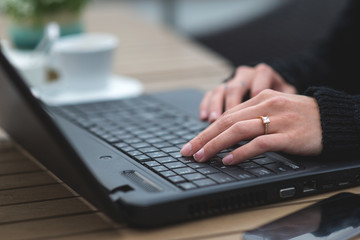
[1,2,360,240]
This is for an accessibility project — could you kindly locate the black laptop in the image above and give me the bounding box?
[1,45,360,227]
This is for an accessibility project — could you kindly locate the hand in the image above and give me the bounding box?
[181,89,322,165]
[200,63,297,123]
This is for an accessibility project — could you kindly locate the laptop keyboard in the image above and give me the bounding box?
[51,95,303,190]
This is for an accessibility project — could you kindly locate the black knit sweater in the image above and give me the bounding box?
[268,0,360,156]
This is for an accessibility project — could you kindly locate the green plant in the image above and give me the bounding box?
[0,0,89,25]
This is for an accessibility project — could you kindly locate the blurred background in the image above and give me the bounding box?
[117,0,348,67]
[0,0,349,67]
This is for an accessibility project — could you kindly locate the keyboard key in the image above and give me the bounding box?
[173,167,196,175]
[139,147,159,153]
[183,133,197,141]
[178,182,197,190]
[247,167,275,177]
[121,146,135,152]
[187,162,208,169]
[131,142,151,148]
[168,175,186,183]
[170,152,182,158]
[208,173,235,183]
[127,150,143,157]
[124,138,142,144]
[113,142,128,149]
[164,162,186,169]
[250,154,267,160]
[283,161,303,170]
[183,173,205,181]
[145,161,160,167]
[161,135,177,141]
[153,142,172,148]
[197,166,220,175]
[152,165,168,172]
[264,162,293,173]
[155,156,177,164]
[238,162,260,169]
[162,147,180,153]
[193,178,216,187]
[252,157,275,165]
[223,168,255,180]
[147,151,168,158]
[168,138,187,145]
[160,170,176,178]
[145,138,163,144]
[134,154,150,162]
[177,156,194,164]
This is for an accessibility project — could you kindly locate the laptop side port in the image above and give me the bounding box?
[279,187,296,198]
[303,180,317,193]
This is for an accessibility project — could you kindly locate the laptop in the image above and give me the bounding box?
[1,45,360,227]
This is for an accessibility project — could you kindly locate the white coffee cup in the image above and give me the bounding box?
[51,33,118,91]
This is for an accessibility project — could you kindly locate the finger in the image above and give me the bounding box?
[223,89,276,117]
[223,133,286,165]
[199,91,212,120]
[192,119,264,162]
[181,105,279,158]
[269,71,298,94]
[277,82,298,94]
[208,84,226,123]
[251,64,274,98]
[225,67,253,110]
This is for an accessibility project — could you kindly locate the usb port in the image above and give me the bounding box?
[303,180,317,193]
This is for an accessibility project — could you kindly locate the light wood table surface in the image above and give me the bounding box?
[1,2,360,240]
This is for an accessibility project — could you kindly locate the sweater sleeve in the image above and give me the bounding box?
[305,86,360,156]
[269,0,360,95]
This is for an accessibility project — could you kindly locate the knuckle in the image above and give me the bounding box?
[219,114,235,128]
[227,83,242,92]
[214,85,225,94]
[204,140,220,154]
[254,137,270,150]
[267,95,289,108]
[232,121,246,134]
[194,132,207,146]
[256,63,270,72]
[258,88,275,97]
[235,65,251,75]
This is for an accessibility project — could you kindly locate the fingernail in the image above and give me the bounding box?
[222,154,234,165]
[209,111,219,122]
[193,148,205,162]
[200,110,207,120]
[180,143,192,156]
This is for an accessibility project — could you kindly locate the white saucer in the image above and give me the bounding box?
[36,75,143,105]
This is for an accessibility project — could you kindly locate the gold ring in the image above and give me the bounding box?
[259,116,270,135]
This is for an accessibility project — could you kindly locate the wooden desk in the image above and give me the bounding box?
[1,2,360,240]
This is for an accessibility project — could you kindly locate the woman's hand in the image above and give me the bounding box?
[200,63,297,122]
[181,89,322,165]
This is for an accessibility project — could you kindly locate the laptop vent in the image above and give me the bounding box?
[188,190,267,218]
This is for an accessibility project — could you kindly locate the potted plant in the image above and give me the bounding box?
[0,0,89,49]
